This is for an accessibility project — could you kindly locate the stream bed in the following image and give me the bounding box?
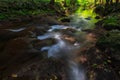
[0,15,97,80]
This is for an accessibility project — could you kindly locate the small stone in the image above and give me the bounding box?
[11,73,18,78]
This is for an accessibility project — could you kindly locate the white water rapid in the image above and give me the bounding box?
[37,16,94,80]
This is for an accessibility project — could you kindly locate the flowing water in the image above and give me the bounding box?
[5,27,26,32]
[38,30,85,80]
[69,61,86,80]
[0,13,97,80]
[36,15,96,80]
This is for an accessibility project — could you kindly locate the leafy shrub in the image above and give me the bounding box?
[96,31,120,60]
[102,16,120,30]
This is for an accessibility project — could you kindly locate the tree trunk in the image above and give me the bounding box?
[94,0,97,6]
[116,0,119,4]
[49,0,55,5]
[110,0,113,4]
[70,0,76,5]
[64,0,67,7]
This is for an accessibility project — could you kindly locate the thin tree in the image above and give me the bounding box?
[49,0,55,5]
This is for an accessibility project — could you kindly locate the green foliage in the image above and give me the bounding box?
[80,0,89,6]
[0,0,96,20]
[97,31,120,61]
[94,1,120,16]
[104,16,118,25]
[102,15,120,30]
[0,0,54,20]
[96,31,120,55]
[0,0,119,20]
[0,13,8,19]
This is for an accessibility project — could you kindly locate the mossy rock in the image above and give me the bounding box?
[60,17,71,22]
[103,23,120,30]
[96,14,120,31]
[103,16,120,30]
[96,31,120,60]
[97,31,120,49]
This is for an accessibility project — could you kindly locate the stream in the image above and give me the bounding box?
[37,26,85,80]
[0,14,97,80]
[36,15,95,80]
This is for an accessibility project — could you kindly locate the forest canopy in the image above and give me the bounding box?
[0,0,120,20]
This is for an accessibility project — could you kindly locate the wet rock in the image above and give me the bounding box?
[0,29,32,41]
[33,38,56,50]
[85,16,91,20]
[0,30,15,40]
[59,28,77,36]
[63,35,76,43]
[103,24,120,30]
[60,17,71,22]
[32,15,62,26]
[32,26,49,36]
[0,37,43,78]
[95,16,101,19]
[0,37,36,64]
[95,14,120,31]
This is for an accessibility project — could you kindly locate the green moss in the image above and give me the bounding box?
[97,31,120,53]
[104,16,118,25]
[102,16,120,30]
[0,13,8,20]
[0,0,55,20]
